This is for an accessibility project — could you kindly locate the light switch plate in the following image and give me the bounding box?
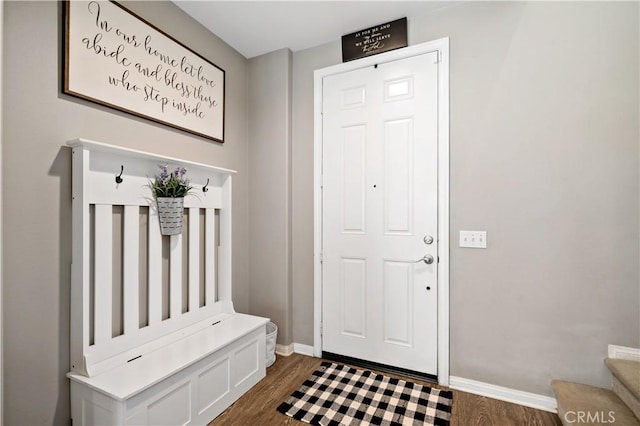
[459,230,487,248]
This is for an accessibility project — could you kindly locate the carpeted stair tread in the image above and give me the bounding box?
[612,375,640,420]
[606,358,640,400]
[551,380,640,426]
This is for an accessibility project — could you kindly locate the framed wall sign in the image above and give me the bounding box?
[342,18,408,62]
[64,1,225,142]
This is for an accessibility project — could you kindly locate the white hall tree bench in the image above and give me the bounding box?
[67,139,268,425]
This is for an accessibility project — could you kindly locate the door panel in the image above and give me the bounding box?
[384,118,413,234]
[340,257,366,337]
[322,52,439,375]
[383,260,412,346]
[341,125,367,233]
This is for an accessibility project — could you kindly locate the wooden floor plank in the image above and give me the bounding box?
[210,353,562,426]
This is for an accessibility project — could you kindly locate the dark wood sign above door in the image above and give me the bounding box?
[341,18,408,62]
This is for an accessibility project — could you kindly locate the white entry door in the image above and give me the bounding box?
[322,52,439,375]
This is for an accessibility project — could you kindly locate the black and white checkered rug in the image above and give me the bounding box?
[277,362,453,425]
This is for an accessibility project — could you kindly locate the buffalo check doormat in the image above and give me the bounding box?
[277,362,453,425]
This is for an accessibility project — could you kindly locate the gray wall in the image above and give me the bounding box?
[247,49,293,345]
[291,43,341,348]
[2,1,250,424]
[291,1,639,396]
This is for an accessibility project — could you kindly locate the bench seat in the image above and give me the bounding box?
[69,313,269,425]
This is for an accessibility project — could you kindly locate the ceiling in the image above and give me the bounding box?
[172,1,454,59]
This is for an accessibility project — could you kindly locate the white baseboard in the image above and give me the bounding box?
[608,345,640,361]
[276,343,316,357]
[293,343,315,357]
[275,343,294,356]
[449,376,557,413]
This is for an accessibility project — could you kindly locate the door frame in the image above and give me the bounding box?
[313,37,450,386]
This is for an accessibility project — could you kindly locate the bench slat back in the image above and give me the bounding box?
[68,139,236,377]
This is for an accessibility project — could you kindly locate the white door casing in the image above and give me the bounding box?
[313,38,450,384]
[322,52,438,375]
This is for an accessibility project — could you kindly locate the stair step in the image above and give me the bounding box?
[606,358,640,419]
[606,358,640,400]
[551,380,640,426]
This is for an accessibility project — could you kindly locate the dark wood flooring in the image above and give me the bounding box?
[209,353,562,426]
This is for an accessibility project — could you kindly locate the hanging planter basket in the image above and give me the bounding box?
[156,197,184,235]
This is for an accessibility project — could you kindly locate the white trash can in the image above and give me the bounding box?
[265,322,278,368]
